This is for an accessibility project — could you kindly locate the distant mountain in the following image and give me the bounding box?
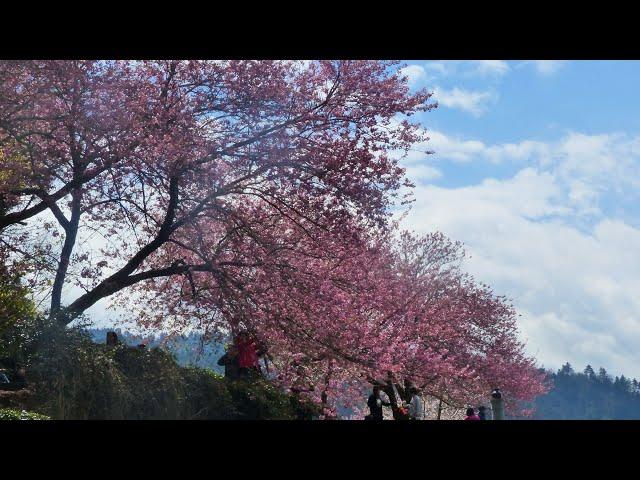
[530,363,640,419]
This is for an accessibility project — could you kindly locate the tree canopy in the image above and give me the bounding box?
[0,60,546,414]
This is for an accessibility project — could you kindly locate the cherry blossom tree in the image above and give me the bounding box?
[0,60,546,415]
[133,208,547,416]
[0,60,432,322]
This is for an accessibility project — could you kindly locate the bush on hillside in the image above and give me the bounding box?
[0,408,50,420]
[1,317,301,420]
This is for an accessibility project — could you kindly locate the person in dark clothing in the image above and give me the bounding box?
[217,343,240,379]
[106,331,119,346]
[400,378,419,404]
[478,405,488,420]
[7,365,28,390]
[367,385,391,420]
[368,371,409,420]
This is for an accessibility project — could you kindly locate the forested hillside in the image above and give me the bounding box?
[532,363,640,419]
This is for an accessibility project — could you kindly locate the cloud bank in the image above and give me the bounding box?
[400,129,640,378]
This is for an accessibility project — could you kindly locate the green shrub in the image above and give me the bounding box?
[226,377,298,420]
[1,316,301,420]
[0,408,50,420]
[0,262,37,338]
[181,367,236,419]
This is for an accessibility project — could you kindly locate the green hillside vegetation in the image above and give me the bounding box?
[0,316,312,420]
[88,328,226,374]
[0,408,50,420]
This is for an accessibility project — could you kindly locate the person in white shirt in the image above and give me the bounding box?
[408,387,426,420]
[380,390,394,420]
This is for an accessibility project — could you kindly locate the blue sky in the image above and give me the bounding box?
[397,60,640,379]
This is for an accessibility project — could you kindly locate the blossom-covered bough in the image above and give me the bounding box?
[0,60,547,416]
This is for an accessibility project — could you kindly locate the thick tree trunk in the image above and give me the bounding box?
[50,192,81,317]
[55,177,181,325]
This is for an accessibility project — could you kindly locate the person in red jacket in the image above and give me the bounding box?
[236,332,261,377]
[464,407,481,420]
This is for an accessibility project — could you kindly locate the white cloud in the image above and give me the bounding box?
[532,60,566,76]
[406,129,640,216]
[396,124,640,377]
[401,170,640,377]
[422,130,488,162]
[398,61,510,93]
[406,130,550,165]
[391,120,640,374]
[424,62,450,76]
[400,64,428,89]
[484,140,551,164]
[403,164,442,184]
[474,60,510,76]
[433,86,495,116]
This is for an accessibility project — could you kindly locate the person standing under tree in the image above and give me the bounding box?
[367,385,391,421]
[236,332,261,377]
[408,387,426,420]
[217,343,240,379]
[380,389,394,420]
[368,371,409,420]
[477,405,488,420]
[400,378,415,405]
[464,407,481,420]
